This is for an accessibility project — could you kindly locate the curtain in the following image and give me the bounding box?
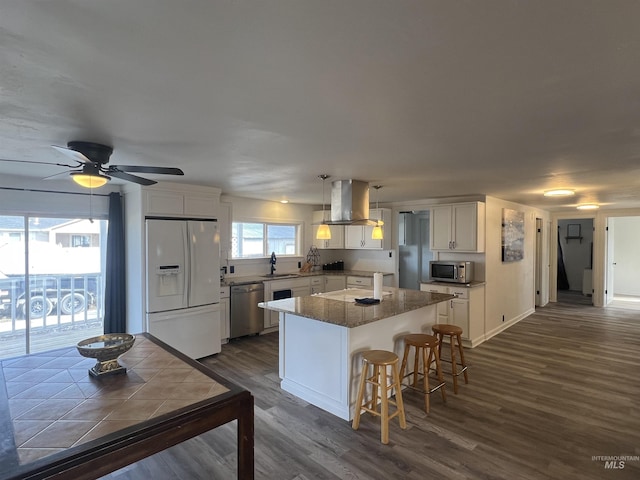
[557,229,570,290]
[104,192,127,333]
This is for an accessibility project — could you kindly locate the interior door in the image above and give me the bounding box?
[535,218,542,306]
[605,217,615,305]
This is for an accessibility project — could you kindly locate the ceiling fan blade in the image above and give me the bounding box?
[109,165,184,175]
[109,169,157,186]
[51,145,94,165]
[0,158,79,168]
[42,170,73,181]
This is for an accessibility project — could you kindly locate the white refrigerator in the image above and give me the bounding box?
[146,218,221,359]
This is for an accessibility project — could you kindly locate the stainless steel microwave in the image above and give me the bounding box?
[429,261,474,284]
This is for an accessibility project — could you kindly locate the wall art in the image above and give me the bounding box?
[502,208,525,262]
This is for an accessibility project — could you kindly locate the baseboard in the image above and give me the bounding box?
[483,308,535,344]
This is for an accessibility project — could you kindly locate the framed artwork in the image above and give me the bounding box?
[502,208,525,262]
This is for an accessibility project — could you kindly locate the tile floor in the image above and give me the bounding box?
[1,336,229,465]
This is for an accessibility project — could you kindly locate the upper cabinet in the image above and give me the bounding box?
[145,188,219,218]
[345,208,391,250]
[430,202,485,252]
[312,211,344,249]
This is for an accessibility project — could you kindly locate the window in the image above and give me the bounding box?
[232,222,300,258]
[0,215,106,359]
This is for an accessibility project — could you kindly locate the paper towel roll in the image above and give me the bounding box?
[373,272,383,300]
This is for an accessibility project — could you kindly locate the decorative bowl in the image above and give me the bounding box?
[77,333,135,377]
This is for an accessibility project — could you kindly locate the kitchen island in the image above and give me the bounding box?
[259,287,454,420]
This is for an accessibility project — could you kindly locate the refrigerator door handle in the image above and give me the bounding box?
[183,223,191,304]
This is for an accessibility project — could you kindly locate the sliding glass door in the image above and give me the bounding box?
[0,215,107,359]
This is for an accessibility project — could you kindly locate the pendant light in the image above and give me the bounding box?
[316,174,332,240]
[371,185,384,240]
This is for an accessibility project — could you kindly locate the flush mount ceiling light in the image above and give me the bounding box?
[316,174,331,240]
[576,204,599,210]
[543,189,575,197]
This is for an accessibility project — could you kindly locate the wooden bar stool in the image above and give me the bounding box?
[352,350,407,444]
[399,334,446,413]
[431,324,468,394]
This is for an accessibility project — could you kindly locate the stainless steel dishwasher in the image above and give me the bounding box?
[230,283,265,339]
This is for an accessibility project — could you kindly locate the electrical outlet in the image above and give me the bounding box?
[298,261,302,268]
[230,265,235,274]
[388,251,392,258]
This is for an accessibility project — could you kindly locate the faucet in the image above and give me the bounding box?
[270,251,277,275]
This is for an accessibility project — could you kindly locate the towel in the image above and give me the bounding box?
[354,297,380,305]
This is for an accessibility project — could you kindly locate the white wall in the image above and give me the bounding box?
[221,195,315,278]
[484,196,549,339]
[610,216,640,296]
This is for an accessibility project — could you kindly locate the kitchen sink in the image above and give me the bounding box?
[261,274,299,278]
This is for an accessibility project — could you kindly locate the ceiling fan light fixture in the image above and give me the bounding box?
[576,204,599,210]
[71,171,110,188]
[543,189,575,197]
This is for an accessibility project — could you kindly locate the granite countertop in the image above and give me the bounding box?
[259,287,454,328]
[223,270,393,287]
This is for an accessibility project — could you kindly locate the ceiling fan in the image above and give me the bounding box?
[1,141,184,188]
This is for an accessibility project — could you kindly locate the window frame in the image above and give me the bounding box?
[231,221,302,259]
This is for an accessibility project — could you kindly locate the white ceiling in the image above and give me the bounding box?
[2,1,640,211]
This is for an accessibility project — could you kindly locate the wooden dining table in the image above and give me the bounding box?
[0,333,254,479]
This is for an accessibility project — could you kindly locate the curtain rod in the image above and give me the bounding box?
[0,186,113,197]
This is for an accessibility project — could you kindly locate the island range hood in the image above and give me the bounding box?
[329,179,378,225]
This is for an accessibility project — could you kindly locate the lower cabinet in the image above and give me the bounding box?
[420,284,450,324]
[310,276,325,294]
[324,275,346,292]
[220,286,230,344]
[346,276,372,288]
[264,277,311,329]
[420,283,485,344]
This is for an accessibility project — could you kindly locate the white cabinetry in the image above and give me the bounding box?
[346,276,372,288]
[264,277,311,329]
[218,202,232,264]
[312,211,344,249]
[122,182,221,335]
[325,275,346,292]
[420,284,450,323]
[310,276,325,294]
[220,286,230,343]
[345,208,391,250]
[146,189,217,217]
[420,283,485,345]
[430,202,485,252]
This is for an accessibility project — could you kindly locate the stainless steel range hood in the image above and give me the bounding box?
[329,179,377,225]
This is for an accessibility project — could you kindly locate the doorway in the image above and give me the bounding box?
[606,216,640,309]
[556,218,594,306]
[398,211,432,290]
[0,215,107,359]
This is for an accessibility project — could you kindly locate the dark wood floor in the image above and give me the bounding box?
[104,300,640,479]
